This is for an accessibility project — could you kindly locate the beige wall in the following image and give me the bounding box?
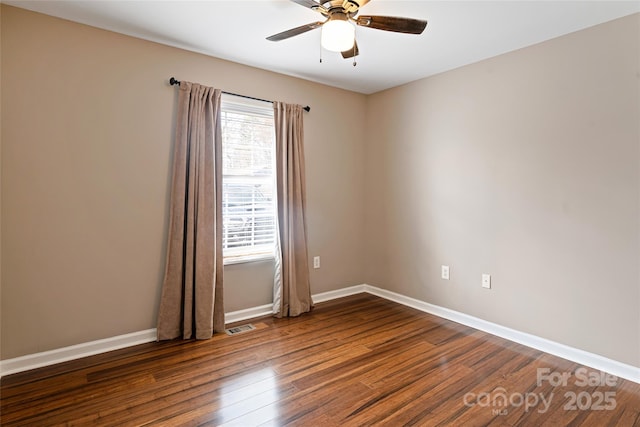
[364,14,640,366]
[0,5,366,359]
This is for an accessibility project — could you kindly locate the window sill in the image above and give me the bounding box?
[224,253,275,266]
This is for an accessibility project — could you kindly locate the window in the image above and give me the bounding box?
[221,94,276,264]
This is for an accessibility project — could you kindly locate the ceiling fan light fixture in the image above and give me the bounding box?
[321,17,355,52]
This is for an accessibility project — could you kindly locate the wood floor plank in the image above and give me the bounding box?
[347,365,477,426]
[2,293,638,426]
[274,381,377,426]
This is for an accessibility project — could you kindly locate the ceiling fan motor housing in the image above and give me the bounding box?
[321,0,363,15]
[329,11,349,22]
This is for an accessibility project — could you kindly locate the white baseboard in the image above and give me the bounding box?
[2,284,638,384]
[362,284,640,384]
[225,304,273,324]
[0,329,157,378]
[224,285,367,324]
[312,284,367,303]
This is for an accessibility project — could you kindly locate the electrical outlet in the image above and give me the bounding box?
[313,256,320,269]
[441,265,450,280]
[482,274,491,289]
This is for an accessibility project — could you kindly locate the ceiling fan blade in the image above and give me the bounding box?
[290,0,328,13]
[266,22,324,42]
[356,15,427,34]
[341,41,359,59]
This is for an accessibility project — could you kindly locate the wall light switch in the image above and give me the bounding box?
[482,274,491,289]
[313,256,320,269]
[441,265,450,280]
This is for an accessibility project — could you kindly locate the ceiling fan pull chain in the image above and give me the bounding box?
[319,35,323,63]
[353,28,357,67]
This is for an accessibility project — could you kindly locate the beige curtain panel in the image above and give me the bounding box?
[273,102,313,318]
[157,82,224,340]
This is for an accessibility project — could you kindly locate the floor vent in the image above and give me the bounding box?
[225,324,256,336]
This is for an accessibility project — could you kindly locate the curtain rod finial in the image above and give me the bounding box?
[304,106,310,112]
[169,77,180,86]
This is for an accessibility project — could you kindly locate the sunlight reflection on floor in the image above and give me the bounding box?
[218,366,282,426]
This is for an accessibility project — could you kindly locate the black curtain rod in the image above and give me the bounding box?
[169,77,310,112]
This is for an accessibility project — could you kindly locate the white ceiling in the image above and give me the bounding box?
[6,0,640,94]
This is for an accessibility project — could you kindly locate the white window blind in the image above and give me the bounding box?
[221,94,276,263]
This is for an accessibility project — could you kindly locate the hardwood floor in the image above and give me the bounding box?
[1,293,639,426]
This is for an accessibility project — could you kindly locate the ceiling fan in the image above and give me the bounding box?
[266,0,428,59]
